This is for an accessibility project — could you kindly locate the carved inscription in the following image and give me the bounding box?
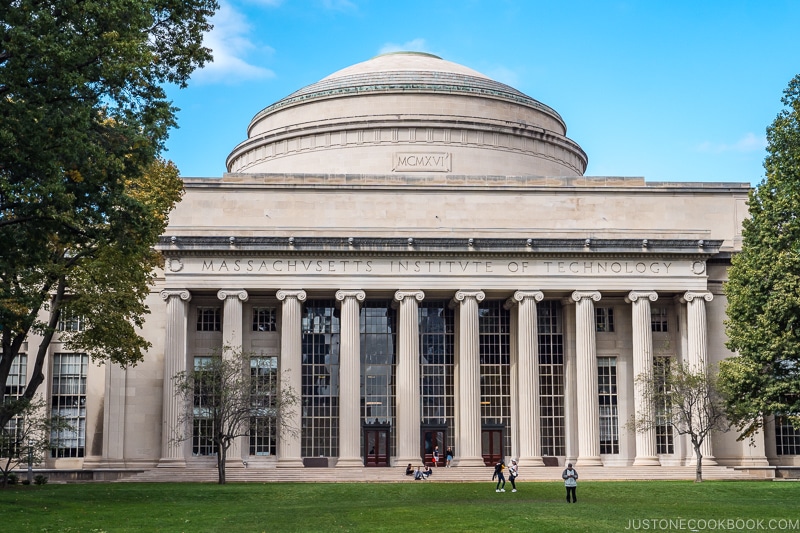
[393,152,451,172]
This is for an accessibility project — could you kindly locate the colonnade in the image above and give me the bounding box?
[157,287,714,468]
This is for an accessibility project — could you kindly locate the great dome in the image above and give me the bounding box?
[226,52,587,177]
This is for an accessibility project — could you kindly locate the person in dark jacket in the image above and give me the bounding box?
[492,460,506,492]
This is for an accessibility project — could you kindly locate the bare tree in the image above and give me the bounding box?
[172,347,299,484]
[632,361,730,482]
[0,397,70,488]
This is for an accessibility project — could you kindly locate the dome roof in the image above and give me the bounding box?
[226,52,587,177]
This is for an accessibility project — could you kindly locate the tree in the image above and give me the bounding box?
[0,1,218,429]
[172,348,300,484]
[0,397,70,488]
[721,74,800,439]
[632,361,730,482]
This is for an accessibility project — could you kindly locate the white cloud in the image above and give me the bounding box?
[378,38,430,55]
[696,132,767,154]
[192,1,275,85]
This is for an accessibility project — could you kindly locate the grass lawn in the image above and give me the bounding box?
[2,480,800,532]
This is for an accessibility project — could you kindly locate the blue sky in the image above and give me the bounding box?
[163,0,800,184]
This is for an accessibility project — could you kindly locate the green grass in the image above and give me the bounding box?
[2,481,800,532]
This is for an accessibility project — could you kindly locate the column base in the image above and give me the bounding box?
[276,457,305,468]
[454,456,487,467]
[335,457,365,468]
[225,459,245,469]
[396,456,424,468]
[576,456,603,467]
[517,456,545,468]
[699,456,717,466]
[633,455,661,466]
[157,457,187,468]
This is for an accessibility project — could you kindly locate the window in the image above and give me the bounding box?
[252,307,277,332]
[539,300,565,456]
[58,310,85,332]
[598,357,619,454]
[197,307,221,332]
[3,354,27,456]
[651,307,669,332]
[419,302,455,437]
[654,356,674,454]
[51,353,88,458]
[250,356,278,456]
[192,356,216,456]
[361,301,396,439]
[479,301,511,457]
[301,301,340,458]
[595,307,615,333]
[776,416,800,455]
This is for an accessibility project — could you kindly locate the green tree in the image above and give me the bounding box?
[721,74,800,439]
[0,1,217,429]
[172,348,300,484]
[632,362,730,483]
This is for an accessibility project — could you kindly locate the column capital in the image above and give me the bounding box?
[394,290,425,303]
[681,290,713,304]
[453,289,485,303]
[277,289,307,302]
[216,289,249,302]
[625,290,658,304]
[571,290,601,303]
[335,289,366,302]
[160,289,191,302]
[505,290,544,309]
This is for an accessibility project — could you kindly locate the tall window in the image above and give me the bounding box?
[479,301,511,456]
[252,307,277,332]
[250,356,278,456]
[598,357,619,454]
[539,300,565,456]
[192,356,216,456]
[4,354,27,456]
[419,302,455,438]
[360,301,396,455]
[57,310,85,332]
[654,356,674,454]
[197,307,221,332]
[651,307,669,332]
[595,307,615,332]
[775,416,800,455]
[301,301,340,457]
[51,353,88,458]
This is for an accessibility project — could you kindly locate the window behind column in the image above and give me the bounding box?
[419,302,455,453]
[654,356,675,454]
[250,356,278,456]
[252,307,277,332]
[775,416,800,455]
[479,301,510,460]
[595,307,614,332]
[192,356,216,456]
[51,353,88,458]
[598,357,619,454]
[651,307,669,332]
[539,300,565,456]
[360,300,397,457]
[197,307,221,332]
[301,300,340,457]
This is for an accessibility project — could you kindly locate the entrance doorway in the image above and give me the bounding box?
[422,428,446,466]
[364,427,390,466]
[481,428,504,466]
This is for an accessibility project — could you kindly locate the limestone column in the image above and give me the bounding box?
[627,290,660,466]
[394,290,425,466]
[158,289,191,467]
[510,291,545,468]
[335,290,366,467]
[563,298,578,465]
[217,289,249,466]
[682,290,716,465]
[571,291,603,466]
[276,289,307,468]
[452,289,486,467]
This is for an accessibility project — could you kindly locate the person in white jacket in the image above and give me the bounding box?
[562,463,578,503]
[508,460,519,492]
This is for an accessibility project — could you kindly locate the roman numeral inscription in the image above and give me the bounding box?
[393,152,451,172]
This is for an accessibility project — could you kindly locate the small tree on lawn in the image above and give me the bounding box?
[0,397,70,488]
[632,361,730,482]
[172,347,299,484]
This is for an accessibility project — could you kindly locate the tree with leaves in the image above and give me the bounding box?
[721,74,800,440]
[632,361,730,482]
[0,0,218,430]
[172,348,299,485]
